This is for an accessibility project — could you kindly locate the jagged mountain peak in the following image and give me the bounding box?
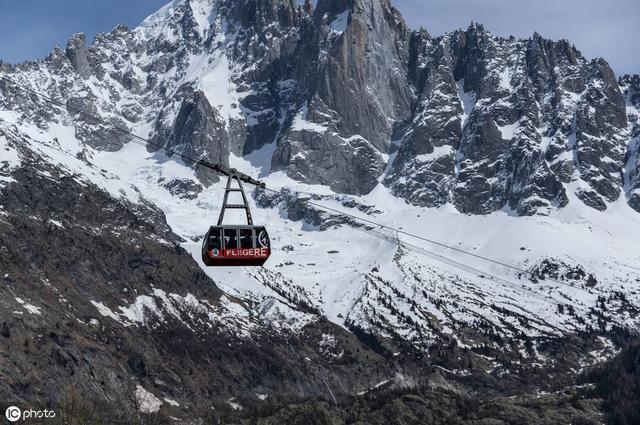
[2,0,639,214]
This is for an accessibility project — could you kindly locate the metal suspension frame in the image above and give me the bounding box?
[201,162,264,226]
[217,172,253,226]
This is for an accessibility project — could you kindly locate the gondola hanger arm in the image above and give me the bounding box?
[196,160,266,188]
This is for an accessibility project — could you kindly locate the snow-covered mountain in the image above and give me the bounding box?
[1,0,639,422]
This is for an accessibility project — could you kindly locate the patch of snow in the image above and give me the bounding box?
[48,219,64,228]
[15,298,42,315]
[139,0,183,28]
[291,104,328,133]
[415,145,454,163]
[357,379,390,396]
[457,80,476,131]
[91,301,124,324]
[118,295,159,324]
[163,397,180,407]
[22,304,42,316]
[227,398,242,411]
[498,67,512,91]
[194,53,242,122]
[498,122,519,140]
[190,0,213,38]
[135,385,163,414]
[256,298,316,331]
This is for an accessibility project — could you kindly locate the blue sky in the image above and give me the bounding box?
[0,0,638,76]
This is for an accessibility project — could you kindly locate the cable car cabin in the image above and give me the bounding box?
[201,167,271,267]
[202,226,271,266]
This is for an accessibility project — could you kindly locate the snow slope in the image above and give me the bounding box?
[2,112,639,353]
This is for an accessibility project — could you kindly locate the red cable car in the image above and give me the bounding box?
[201,167,271,267]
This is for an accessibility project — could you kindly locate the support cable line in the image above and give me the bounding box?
[361,226,588,319]
[0,76,622,291]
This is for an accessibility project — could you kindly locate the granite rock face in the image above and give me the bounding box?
[270,0,412,195]
[65,33,92,78]
[155,86,229,184]
[1,0,638,213]
[387,26,633,215]
[620,75,640,212]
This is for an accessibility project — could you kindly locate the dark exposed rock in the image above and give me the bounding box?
[161,86,228,185]
[387,24,631,215]
[162,178,204,200]
[311,0,412,149]
[273,130,385,195]
[65,33,91,78]
[220,0,304,155]
[384,31,460,208]
[271,0,413,195]
[527,258,597,287]
[621,75,640,212]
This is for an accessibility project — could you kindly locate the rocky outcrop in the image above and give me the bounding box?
[387,25,631,215]
[271,0,412,195]
[573,59,628,210]
[621,75,640,212]
[272,129,385,194]
[157,86,229,184]
[384,30,461,208]
[65,33,92,77]
[310,0,412,148]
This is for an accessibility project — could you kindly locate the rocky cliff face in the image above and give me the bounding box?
[387,27,632,215]
[621,74,640,212]
[271,0,412,194]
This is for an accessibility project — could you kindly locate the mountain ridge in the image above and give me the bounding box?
[2,0,638,216]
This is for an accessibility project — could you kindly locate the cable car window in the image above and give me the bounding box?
[210,229,222,250]
[223,228,238,250]
[239,228,253,249]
